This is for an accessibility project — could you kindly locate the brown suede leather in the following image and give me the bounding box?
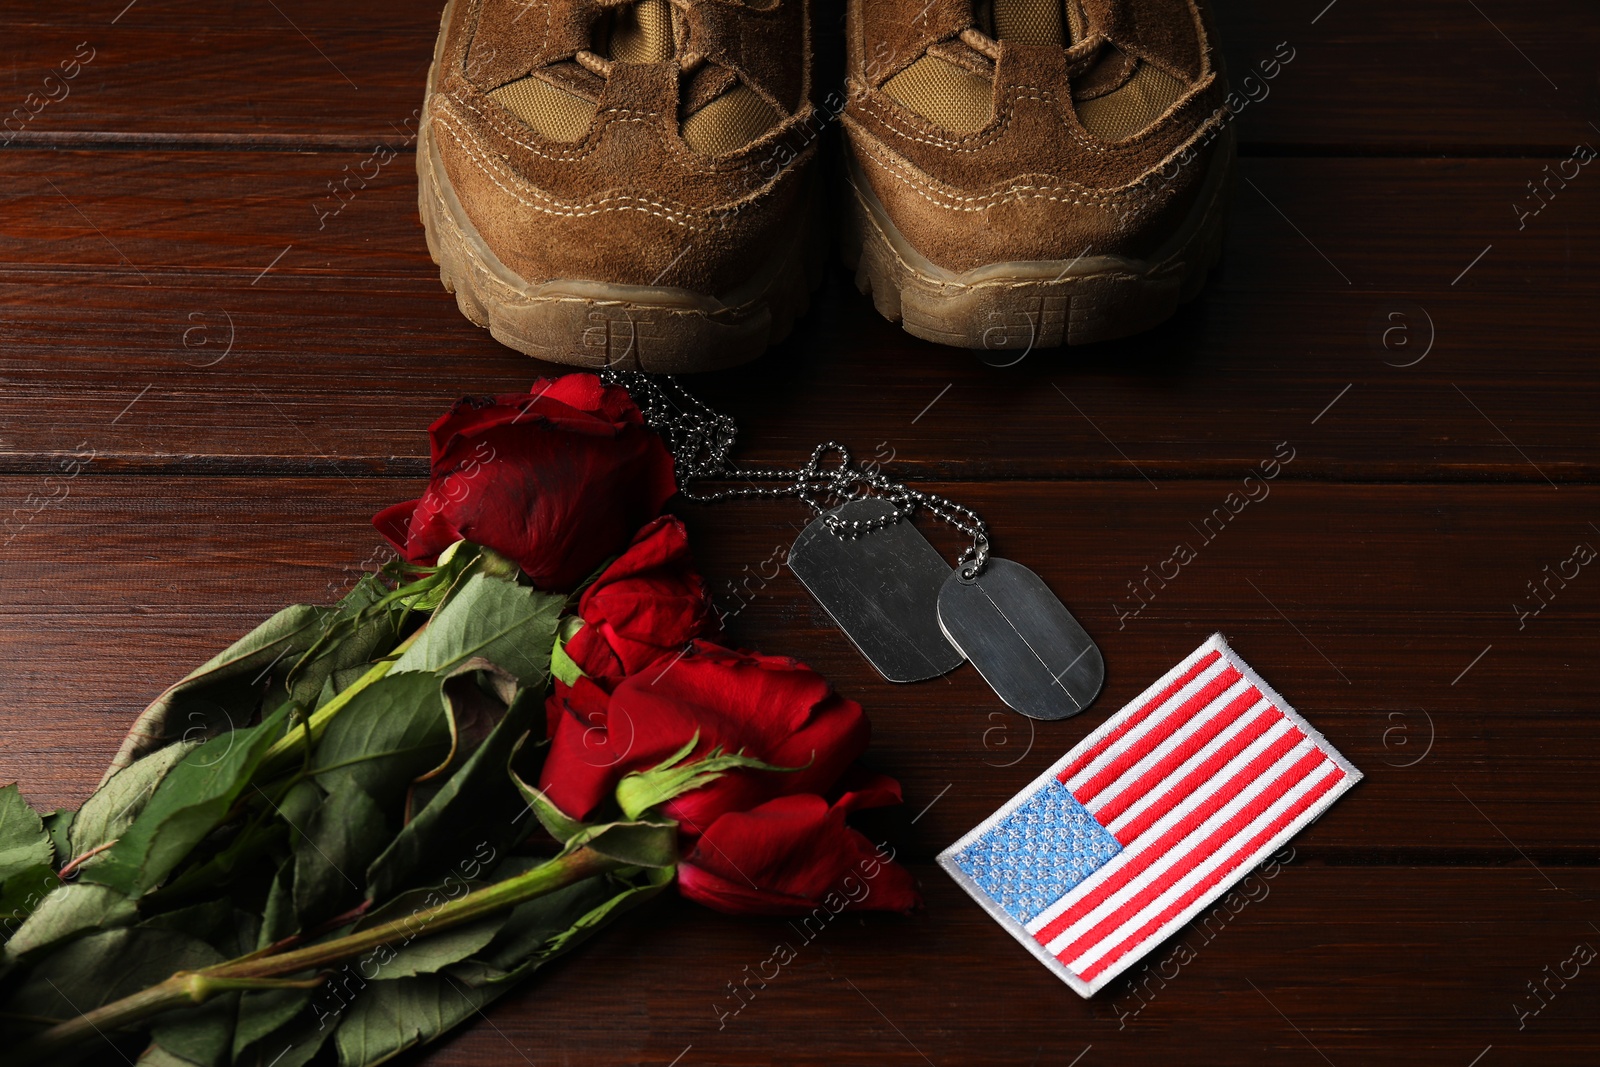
[843,0,1229,272]
[680,0,808,112]
[1123,0,1204,79]
[430,0,817,293]
[860,0,972,84]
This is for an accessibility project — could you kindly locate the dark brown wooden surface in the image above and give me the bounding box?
[2,0,1597,1063]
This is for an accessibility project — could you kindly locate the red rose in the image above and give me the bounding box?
[563,516,715,690]
[373,374,676,592]
[678,773,921,915]
[540,642,868,835]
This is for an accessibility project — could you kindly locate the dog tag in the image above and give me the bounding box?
[788,497,965,683]
[937,558,1104,719]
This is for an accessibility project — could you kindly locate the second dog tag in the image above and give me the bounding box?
[937,558,1104,719]
[788,497,964,683]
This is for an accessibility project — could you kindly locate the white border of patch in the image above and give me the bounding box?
[937,632,1362,998]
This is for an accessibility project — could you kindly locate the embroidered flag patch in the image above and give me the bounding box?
[939,633,1361,997]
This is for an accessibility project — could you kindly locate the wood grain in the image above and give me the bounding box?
[412,867,1600,1067]
[1217,0,1599,152]
[0,150,1597,480]
[1,477,1595,858]
[7,0,1597,151]
[1,0,1597,1062]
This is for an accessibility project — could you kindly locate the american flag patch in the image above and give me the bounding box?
[939,633,1361,997]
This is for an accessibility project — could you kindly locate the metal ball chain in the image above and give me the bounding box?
[602,369,991,575]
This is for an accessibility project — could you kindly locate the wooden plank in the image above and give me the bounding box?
[10,146,1588,292]
[1,4,1596,1063]
[0,151,1596,481]
[413,867,1600,1065]
[5,0,1597,151]
[693,480,1600,859]
[1,476,1595,857]
[1219,0,1598,152]
[4,2,435,148]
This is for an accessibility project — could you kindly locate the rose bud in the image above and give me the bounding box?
[374,374,676,592]
[562,516,716,691]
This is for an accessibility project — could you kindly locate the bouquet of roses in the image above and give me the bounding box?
[0,374,918,1066]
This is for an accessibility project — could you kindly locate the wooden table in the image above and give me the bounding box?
[4,1,1598,1063]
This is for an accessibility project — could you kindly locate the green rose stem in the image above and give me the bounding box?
[253,624,427,781]
[252,547,487,781]
[255,544,517,782]
[15,846,626,1066]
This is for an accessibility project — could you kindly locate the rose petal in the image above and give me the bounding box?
[678,793,921,916]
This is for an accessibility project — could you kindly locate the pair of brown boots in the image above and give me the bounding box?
[420,0,1234,372]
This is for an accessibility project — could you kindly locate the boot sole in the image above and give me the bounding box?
[417,2,824,373]
[841,127,1235,351]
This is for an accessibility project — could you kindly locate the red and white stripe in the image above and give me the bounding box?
[1029,637,1354,991]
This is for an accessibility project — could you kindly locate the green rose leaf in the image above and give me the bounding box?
[614,732,802,820]
[456,863,675,986]
[404,666,519,815]
[106,605,328,776]
[257,859,297,950]
[572,819,679,870]
[521,865,674,975]
[308,673,452,806]
[106,571,418,782]
[351,883,505,980]
[288,781,389,926]
[233,862,318,1063]
[136,908,261,1063]
[139,906,270,1066]
[0,864,59,947]
[0,785,53,882]
[332,971,498,1067]
[4,882,137,957]
[508,751,586,845]
[233,987,316,1065]
[390,573,563,689]
[147,991,239,1067]
[364,685,539,903]
[279,573,408,713]
[377,918,503,980]
[232,1002,332,1067]
[328,866,670,1063]
[406,542,522,615]
[456,864,625,980]
[67,741,198,868]
[40,810,73,868]
[549,615,586,687]
[8,926,224,1021]
[138,1041,214,1067]
[81,704,292,897]
[140,898,260,963]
